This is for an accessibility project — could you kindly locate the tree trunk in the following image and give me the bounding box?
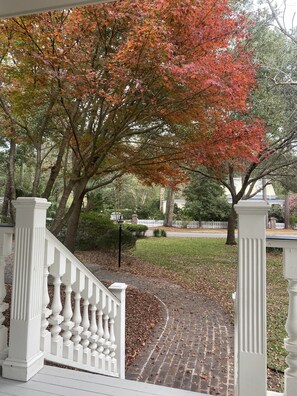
[226,205,237,245]
[32,145,42,197]
[42,135,68,199]
[63,183,87,252]
[284,194,290,229]
[2,139,16,223]
[164,188,175,227]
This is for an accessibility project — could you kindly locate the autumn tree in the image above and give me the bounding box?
[0,0,264,250]
[183,9,297,244]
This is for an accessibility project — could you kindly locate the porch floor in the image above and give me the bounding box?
[0,366,205,396]
[0,366,284,396]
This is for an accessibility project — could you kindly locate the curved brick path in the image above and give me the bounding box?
[85,265,234,396]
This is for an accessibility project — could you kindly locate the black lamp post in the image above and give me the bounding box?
[117,215,124,268]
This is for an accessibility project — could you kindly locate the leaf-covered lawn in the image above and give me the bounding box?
[134,237,287,374]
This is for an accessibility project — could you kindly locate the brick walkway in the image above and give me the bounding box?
[86,265,234,396]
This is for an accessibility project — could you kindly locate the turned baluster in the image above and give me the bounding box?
[71,291,83,362]
[81,299,91,350]
[103,314,111,359]
[97,310,104,353]
[61,284,74,359]
[89,305,98,353]
[109,318,116,357]
[48,275,64,356]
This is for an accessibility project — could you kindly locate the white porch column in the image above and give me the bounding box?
[234,200,269,396]
[108,282,127,379]
[2,197,50,381]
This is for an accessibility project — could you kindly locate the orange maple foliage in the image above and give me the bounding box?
[0,0,265,244]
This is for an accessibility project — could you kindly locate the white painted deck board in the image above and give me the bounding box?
[0,366,206,396]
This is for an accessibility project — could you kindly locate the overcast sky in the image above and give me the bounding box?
[266,0,297,28]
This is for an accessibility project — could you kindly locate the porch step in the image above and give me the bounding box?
[0,365,205,396]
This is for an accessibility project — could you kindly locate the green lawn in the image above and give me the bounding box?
[134,237,287,373]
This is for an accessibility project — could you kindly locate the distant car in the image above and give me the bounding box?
[110,212,122,221]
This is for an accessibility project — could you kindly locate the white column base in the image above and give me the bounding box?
[2,351,44,381]
[285,372,297,396]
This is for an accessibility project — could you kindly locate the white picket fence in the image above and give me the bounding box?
[137,219,228,229]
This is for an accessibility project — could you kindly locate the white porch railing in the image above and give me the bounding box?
[42,230,126,378]
[0,197,126,382]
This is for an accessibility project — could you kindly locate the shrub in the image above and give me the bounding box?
[75,211,116,250]
[153,229,161,237]
[124,224,148,237]
[161,229,167,237]
[97,228,136,252]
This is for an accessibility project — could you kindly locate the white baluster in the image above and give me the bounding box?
[283,246,297,396]
[103,314,111,361]
[89,305,98,351]
[48,276,64,356]
[71,292,83,363]
[109,317,117,373]
[40,240,52,353]
[61,284,74,360]
[81,299,90,349]
[81,298,91,366]
[97,310,104,353]
[97,309,105,370]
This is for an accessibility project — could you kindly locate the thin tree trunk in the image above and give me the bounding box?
[50,180,75,235]
[284,194,290,229]
[2,139,16,223]
[64,181,88,252]
[226,205,237,245]
[42,135,68,199]
[32,146,42,196]
[164,188,175,227]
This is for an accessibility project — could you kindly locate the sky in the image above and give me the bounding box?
[266,0,297,28]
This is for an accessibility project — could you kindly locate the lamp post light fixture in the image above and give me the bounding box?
[117,215,124,268]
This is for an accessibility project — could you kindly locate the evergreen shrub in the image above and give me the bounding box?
[124,224,148,237]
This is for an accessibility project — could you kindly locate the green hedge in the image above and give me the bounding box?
[123,224,148,237]
[96,228,136,252]
[76,212,116,250]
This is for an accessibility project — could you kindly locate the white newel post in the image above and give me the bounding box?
[0,225,14,366]
[2,197,50,381]
[234,200,269,396]
[108,282,127,379]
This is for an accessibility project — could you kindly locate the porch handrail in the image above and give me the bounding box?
[42,230,126,378]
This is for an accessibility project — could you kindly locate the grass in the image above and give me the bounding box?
[134,237,287,374]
